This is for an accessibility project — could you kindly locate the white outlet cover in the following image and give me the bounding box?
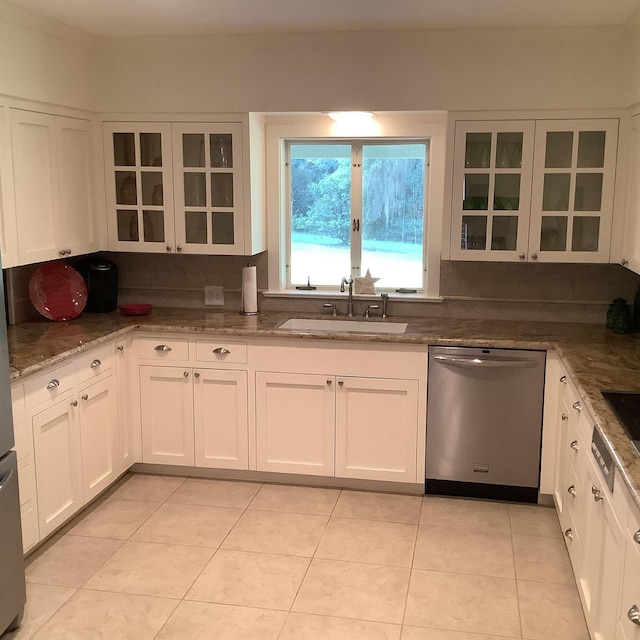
[205,285,224,306]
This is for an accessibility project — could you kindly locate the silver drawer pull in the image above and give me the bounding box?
[47,379,60,389]
[592,486,603,502]
[567,485,576,497]
[564,528,573,540]
[117,345,124,352]
[570,440,579,451]
[572,401,581,411]
[560,375,567,383]
[155,345,172,352]
[81,394,89,401]
[633,530,640,544]
[70,400,78,407]
[213,347,230,355]
[90,359,101,368]
[628,605,640,625]
[561,413,568,421]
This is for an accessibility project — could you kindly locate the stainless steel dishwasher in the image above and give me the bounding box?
[426,345,545,503]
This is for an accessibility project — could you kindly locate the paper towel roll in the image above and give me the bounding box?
[241,265,258,315]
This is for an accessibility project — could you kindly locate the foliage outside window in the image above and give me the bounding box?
[286,140,428,290]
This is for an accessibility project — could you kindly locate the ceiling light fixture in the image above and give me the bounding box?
[327,111,375,122]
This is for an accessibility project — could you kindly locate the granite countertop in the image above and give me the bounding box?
[8,307,640,508]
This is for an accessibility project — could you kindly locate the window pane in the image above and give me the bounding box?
[496,132,523,168]
[545,131,573,168]
[574,173,603,211]
[211,173,233,207]
[116,171,137,205]
[184,173,206,206]
[183,134,205,167]
[117,210,138,241]
[141,172,163,206]
[577,131,605,168]
[362,143,425,289]
[185,211,207,243]
[491,216,518,251]
[540,216,568,251]
[142,210,165,242]
[494,174,520,210]
[140,133,162,167]
[289,144,351,286]
[210,134,233,168]
[572,216,600,251]
[465,133,491,168]
[212,212,235,244]
[461,215,487,250]
[113,133,135,166]
[542,173,571,211]
[463,174,489,210]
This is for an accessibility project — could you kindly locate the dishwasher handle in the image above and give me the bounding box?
[432,355,539,369]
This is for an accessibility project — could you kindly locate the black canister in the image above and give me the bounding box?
[607,298,633,334]
[78,259,118,313]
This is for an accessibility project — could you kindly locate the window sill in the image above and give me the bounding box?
[262,290,444,303]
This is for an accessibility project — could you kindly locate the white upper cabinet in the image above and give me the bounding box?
[621,113,640,276]
[0,104,19,268]
[450,118,618,263]
[10,109,98,265]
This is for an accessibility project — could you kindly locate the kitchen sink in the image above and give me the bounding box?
[277,318,408,334]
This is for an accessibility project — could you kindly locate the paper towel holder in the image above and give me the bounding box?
[240,263,259,316]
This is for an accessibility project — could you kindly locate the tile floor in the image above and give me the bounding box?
[5,474,589,640]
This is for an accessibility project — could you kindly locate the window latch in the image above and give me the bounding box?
[352,219,360,232]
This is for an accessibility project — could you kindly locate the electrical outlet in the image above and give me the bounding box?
[204,285,224,306]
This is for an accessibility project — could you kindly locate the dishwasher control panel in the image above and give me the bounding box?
[591,426,615,492]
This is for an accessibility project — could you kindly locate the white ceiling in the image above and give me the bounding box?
[2,0,640,38]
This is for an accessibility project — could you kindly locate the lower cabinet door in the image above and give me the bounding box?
[32,398,83,538]
[193,368,248,470]
[255,372,334,476]
[618,519,640,640]
[140,366,194,466]
[335,376,419,482]
[79,375,119,501]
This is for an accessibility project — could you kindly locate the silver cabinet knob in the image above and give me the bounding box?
[177,245,183,252]
[338,380,344,387]
[633,530,640,544]
[47,379,60,389]
[519,253,525,260]
[213,347,230,355]
[183,371,189,377]
[564,528,574,540]
[531,253,538,260]
[592,486,603,502]
[166,245,172,252]
[70,400,78,407]
[561,413,568,421]
[117,345,124,352]
[58,249,66,256]
[90,359,101,368]
[572,401,581,411]
[560,375,567,383]
[622,258,630,267]
[570,440,579,451]
[154,345,172,352]
[81,394,89,401]
[628,605,640,625]
[567,485,576,497]
[194,372,200,379]
[326,379,332,386]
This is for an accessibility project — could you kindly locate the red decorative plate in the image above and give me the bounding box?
[120,303,152,316]
[29,262,87,321]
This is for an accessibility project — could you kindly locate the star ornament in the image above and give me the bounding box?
[354,269,380,294]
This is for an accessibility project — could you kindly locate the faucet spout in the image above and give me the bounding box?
[341,277,355,317]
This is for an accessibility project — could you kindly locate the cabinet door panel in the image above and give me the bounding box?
[255,372,334,475]
[335,377,419,482]
[194,369,248,470]
[140,366,194,465]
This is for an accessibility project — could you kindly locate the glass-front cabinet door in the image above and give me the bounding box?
[103,123,175,253]
[172,123,244,255]
[450,121,535,261]
[529,119,618,263]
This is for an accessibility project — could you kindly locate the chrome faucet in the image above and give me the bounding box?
[380,293,389,318]
[340,277,354,317]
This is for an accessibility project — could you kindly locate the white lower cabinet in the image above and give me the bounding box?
[618,507,640,640]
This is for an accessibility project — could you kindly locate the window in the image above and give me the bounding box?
[286,140,428,291]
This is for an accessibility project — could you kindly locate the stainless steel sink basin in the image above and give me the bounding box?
[277,318,408,334]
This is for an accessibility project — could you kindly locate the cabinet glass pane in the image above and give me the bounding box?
[185,211,207,243]
[545,132,573,168]
[540,216,568,251]
[494,174,521,210]
[113,133,135,166]
[461,215,487,250]
[542,173,571,211]
[117,210,139,241]
[574,173,603,211]
[184,173,206,206]
[140,133,163,167]
[211,174,234,207]
[572,216,600,252]
[577,131,606,168]
[182,134,205,167]
[491,216,518,251]
[116,171,137,205]
[211,212,235,244]
[463,174,489,210]
[141,172,163,206]
[210,134,233,168]
[142,211,165,242]
[465,133,491,168]
[496,132,523,168]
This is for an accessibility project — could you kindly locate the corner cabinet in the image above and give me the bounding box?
[103,119,263,255]
[450,118,618,263]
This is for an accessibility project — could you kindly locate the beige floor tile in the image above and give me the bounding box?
[509,504,561,538]
[333,490,422,524]
[30,589,178,640]
[221,509,328,556]
[25,535,122,588]
[404,569,520,637]
[167,478,262,509]
[248,483,340,515]
[130,502,242,548]
[280,612,401,639]
[513,534,574,584]
[66,499,159,539]
[3,583,76,640]
[292,558,410,624]
[156,601,286,640]
[518,579,589,640]
[420,497,511,533]
[315,517,417,567]
[413,525,514,578]
[84,540,213,599]
[186,549,309,610]
[108,473,186,502]
[401,628,521,640]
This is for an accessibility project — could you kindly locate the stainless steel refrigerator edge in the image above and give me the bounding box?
[0,264,26,635]
[426,346,546,503]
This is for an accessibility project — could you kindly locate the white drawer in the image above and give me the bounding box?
[75,343,113,384]
[138,338,189,361]
[24,360,76,408]
[195,340,247,364]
